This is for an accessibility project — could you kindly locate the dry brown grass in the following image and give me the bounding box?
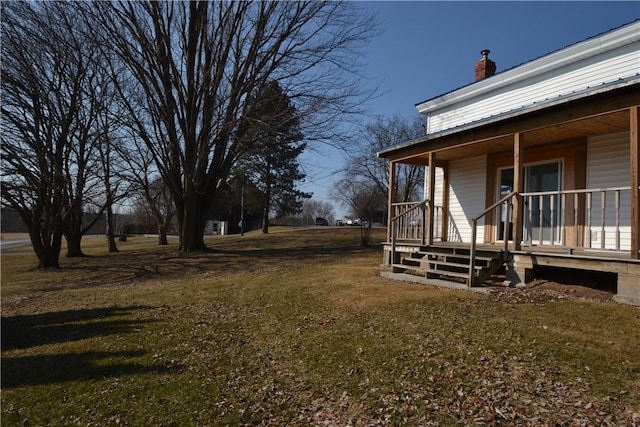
[2,227,639,426]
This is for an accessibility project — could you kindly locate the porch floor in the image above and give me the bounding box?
[386,240,639,262]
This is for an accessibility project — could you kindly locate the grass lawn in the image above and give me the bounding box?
[2,227,639,426]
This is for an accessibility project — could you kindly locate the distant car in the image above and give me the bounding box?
[335,220,345,226]
[346,219,353,226]
[352,218,369,226]
[315,217,329,226]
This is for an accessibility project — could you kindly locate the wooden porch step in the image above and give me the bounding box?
[421,259,485,272]
[427,255,491,267]
[411,253,493,269]
[426,269,473,280]
[403,256,485,271]
[391,264,480,279]
[392,244,506,287]
[412,250,497,262]
[416,246,502,256]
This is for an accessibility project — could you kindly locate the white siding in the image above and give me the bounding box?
[423,167,444,205]
[419,21,640,135]
[586,132,631,250]
[448,155,487,243]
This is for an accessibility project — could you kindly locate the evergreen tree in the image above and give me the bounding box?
[238,82,311,234]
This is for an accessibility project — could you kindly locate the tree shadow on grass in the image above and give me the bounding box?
[1,350,181,389]
[214,243,378,261]
[53,244,378,286]
[1,306,155,350]
[14,229,387,292]
[1,305,180,389]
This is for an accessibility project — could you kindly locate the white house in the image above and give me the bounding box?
[378,21,640,305]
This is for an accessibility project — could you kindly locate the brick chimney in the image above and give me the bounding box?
[475,49,496,81]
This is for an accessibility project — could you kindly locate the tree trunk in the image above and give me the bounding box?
[262,207,269,234]
[178,196,208,252]
[30,227,63,269]
[262,183,271,234]
[107,233,119,253]
[65,209,86,257]
[65,232,85,257]
[39,249,62,268]
[157,221,169,245]
[105,206,119,252]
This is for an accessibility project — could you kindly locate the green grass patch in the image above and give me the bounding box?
[2,228,639,425]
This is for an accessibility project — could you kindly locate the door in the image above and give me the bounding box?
[496,161,563,243]
[525,161,562,244]
[497,167,514,241]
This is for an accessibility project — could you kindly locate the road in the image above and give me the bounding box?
[0,239,32,250]
[0,234,104,252]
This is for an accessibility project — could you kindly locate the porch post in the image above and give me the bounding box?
[387,160,396,243]
[441,162,450,242]
[513,133,524,251]
[427,152,436,246]
[631,106,639,259]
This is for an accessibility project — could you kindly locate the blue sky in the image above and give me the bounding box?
[300,1,640,219]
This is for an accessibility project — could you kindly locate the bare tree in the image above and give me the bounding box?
[332,115,426,224]
[141,178,176,246]
[90,40,139,253]
[1,2,111,266]
[300,200,335,225]
[116,135,175,246]
[97,134,119,253]
[97,132,134,252]
[89,1,376,252]
[336,184,387,222]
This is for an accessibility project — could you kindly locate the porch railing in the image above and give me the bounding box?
[469,191,516,287]
[521,187,632,250]
[390,186,635,286]
[389,200,443,265]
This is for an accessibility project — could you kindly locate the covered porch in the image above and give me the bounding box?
[380,86,640,304]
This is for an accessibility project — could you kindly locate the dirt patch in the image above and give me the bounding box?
[487,279,615,304]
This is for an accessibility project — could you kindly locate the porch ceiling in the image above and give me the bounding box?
[525,109,629,145]
[400,109,630,164]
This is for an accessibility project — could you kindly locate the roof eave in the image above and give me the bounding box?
[377,77,640,159]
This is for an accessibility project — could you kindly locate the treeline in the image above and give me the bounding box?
[1,1,376,268]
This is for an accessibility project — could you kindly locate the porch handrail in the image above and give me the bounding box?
[520,186,640,196]
[469,191,517,287]
[521,186,631,197]
[390,201,424,212]
[390,200,429,222]
[390,199,429,267]
[520,186,634,249]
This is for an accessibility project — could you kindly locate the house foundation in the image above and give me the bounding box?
[508,251,640,305]
[383,242,640,306]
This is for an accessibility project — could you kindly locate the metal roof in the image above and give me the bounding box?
[377,76,640,158]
